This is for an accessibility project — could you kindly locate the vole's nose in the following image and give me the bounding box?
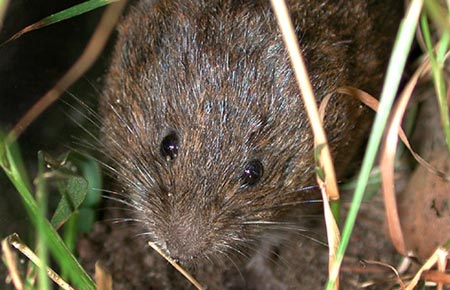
[164,218,209,263]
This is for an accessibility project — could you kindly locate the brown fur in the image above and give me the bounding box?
[100,0,402,264]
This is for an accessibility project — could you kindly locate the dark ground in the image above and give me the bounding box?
[0,1,104,288]
[77,192,404,290]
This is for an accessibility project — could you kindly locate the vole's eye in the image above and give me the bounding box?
[241,160,264,186]
[160,132,179,161]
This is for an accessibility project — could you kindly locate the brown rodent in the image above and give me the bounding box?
[100,0,402,267]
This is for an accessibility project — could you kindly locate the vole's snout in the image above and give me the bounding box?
[162,217,211,263]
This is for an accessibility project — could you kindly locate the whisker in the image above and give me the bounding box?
[221,252,245,283]
[97,188,129,197]
[101,206,140,213]
[62,93,103,131]
[242,221,315,230]
[106,217,146,224]
[221,243,251,261]
[102,195,138,209]
[109,103,136,136]
[240,221,328,248]
[134,232,159,242]
[81,76,103,97]
[70,138,100,152]
[248,199,323,215]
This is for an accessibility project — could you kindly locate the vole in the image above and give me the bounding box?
[100,0,401,272]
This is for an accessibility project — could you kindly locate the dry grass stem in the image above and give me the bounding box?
[318,93,333,122]
[2,236,24,290]
[269,0,339,199]
[95,262,113,290]
[362,260,405,289]
[338,86,411,148]
[422,271,450,285]
[380,54,442,255]
[397,257,413,275]
[381,71,420,256]
[337,87,379,111]
[339,84,450,181]
[436,248,449,290]
[405,247,448,290]
[7,234,74,290]
[269,1,341,289]
[339,75,450,258]
[318,181,340,289]
[7,0,127,143]
[148,242,205,290]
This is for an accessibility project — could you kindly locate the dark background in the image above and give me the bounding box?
[0,1,108,286]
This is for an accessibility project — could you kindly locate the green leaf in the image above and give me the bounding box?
[40,151,101,231]
[77,208,97,233]
[68,153,102,208]
[51,176,88,230]
[0,132,96,290]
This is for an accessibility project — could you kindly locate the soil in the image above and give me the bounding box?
[77,192,404,289]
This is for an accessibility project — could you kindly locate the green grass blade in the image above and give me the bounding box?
[2,0,118,45]
[326,0,424,288]
[0,133,96,290]
[422,2,450,155]
[36,152,50,290]
[0,0,9,29]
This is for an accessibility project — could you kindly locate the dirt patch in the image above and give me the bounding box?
[78,193,403,289]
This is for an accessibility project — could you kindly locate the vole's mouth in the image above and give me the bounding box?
[147,240,194,264]
[147,238,208,267]
[163,235,207,264]
[144,220,215,266]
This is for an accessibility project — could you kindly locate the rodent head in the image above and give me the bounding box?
[100,0,352,264]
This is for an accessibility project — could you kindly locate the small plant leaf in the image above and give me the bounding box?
[76,208,96,233]
[0,132,96,289]
[51,176,88,230]
[68,153,102,208]
[64,152,102,233]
